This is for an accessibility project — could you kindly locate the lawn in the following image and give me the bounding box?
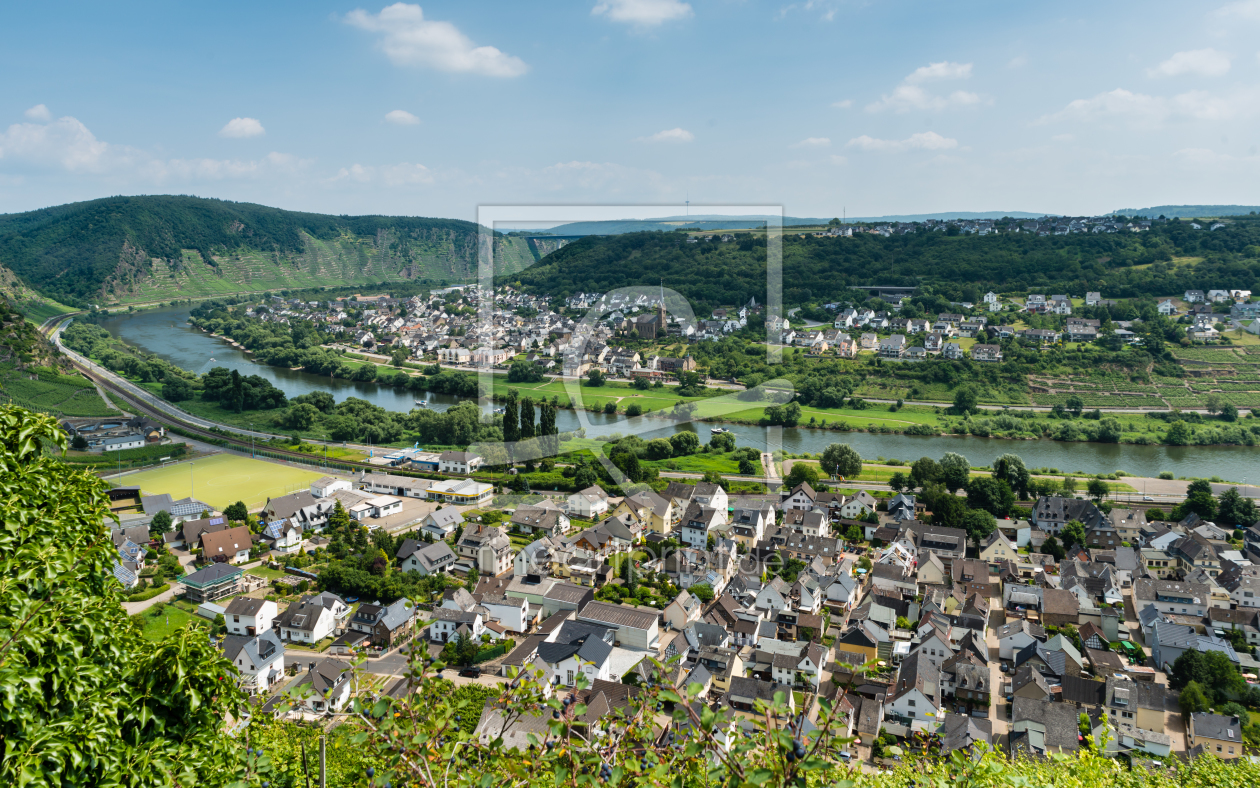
[133,603,209,641]
[121,453,327,510]
[246,566,288,580]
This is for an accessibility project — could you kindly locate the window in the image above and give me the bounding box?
[567,670,575,685]
[908,700,916,707]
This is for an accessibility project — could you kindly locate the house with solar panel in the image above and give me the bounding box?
[261,519,303,554]
[220,630,285,694]
[111,559,141,590]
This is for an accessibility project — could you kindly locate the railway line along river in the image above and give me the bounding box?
[99,306,1260,482]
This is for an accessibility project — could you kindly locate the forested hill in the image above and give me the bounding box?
[508,219,1260,310]
[0,196,537,307]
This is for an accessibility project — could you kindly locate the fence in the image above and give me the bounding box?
[474,643,510,663]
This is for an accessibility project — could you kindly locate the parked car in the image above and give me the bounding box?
[458,666,482,679]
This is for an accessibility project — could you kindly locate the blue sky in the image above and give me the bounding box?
[2,0,1260,221]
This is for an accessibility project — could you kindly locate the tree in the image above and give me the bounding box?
[502,389,520,446]
[966,477,1015,517]
[0,405,246,785]
[574,462,598,490]
[507,361,543,383]
[939,452,970,493]
[1097,418,1122,443]
[1065,395,1084,417]
[328,499,351,532]
[701,470,729,491]
[909,457,941,489]
[1165,420,1190,446]
[689,583,715,603]
[931,494,967,531]
[149,508,173,536]
[784,462,820,490]
[669,431,700,456]
[1217,487,1259,527]
[962,508,998,546]
[1169,646,1246,702]
[70,432,89,450]
[161,375,193,402]
[1181,479,1217,520]
[993,453,1031,499]
[1060,520,1087,550]
[820,443,862,479]
[1179,681,1210,720]
[1221,402,1239,422]
[1205,393,1223,415]
[953,385,979,415]
[709,431,736,452]
[1086,478,1110,503]
[452,630,479,666]
[279,402,320,430]
[1042,534,1066,561]
[633,376,651,390]
[887,472,910,493]
[738,459,756,475]
[519,397,536,440]
[586,368,606,387]
[224,500,249,522]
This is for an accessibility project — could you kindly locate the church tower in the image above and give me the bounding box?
[657,280,667,334]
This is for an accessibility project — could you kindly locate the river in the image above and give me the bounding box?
[99,306,1260,481]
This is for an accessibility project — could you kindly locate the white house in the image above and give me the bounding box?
[840,491,877,519]
[224,597,277,637]
[222,630,285,693]
[421,507,464,539]
[479,593,531,634]
[311,476,351,498]
[884,652,944,734]
[276,592,350,645]
[397,539,458,576]
[567,485,610,519]
[348,495,402,522]
[439,451,483,475]
[429,607,485,643]
[538,634,614,687]
[261,519,304,554]
[288,658,353,714]
[997,620,1044,660]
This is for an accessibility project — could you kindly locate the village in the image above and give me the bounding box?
[107,447,1260,766]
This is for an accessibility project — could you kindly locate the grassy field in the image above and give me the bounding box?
[120,453,326,510]
[132,603,209,641]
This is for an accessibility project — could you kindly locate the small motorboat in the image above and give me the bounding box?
[710,427,728,435]
[414,399,427,407]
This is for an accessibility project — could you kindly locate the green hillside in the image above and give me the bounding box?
[0,195,537,307]
[508,218,1260,310]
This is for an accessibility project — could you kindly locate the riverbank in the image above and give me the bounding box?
[82,305,1260,479]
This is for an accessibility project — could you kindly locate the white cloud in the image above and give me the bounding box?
[635,127,694,143]
[0,115,115,171]
[1149,48,1231,78]
[1217,0,1260,22]
[219,118,266,138]
[0,111,306,182]
[333,162,434,185]
[345,3,527,78]
[592,0,693,26]
[904,61,973,84]
[792,137,831,148]
[867,62,984,113]
[828,155,848,165]
[24,104,51,121]
[845,131,958,152]
[384,109,421,125]
[832,99,853,109]
[1052,133,1075,142]
[1041,86,1260,124]
[1007,56,1028,69]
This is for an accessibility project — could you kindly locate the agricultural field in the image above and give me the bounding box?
[120,453,326,510]
[0,363,119,417]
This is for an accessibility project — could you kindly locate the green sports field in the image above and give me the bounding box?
[121,454,328,511]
